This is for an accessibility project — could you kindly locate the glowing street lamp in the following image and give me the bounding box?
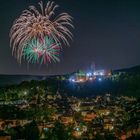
[86,72,92,77]
[98,78,102,82]
[24,91,27,95]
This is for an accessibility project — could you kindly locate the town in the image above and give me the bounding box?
[0,79,140,140]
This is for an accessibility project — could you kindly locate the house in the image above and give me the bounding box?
[0,131,11,140]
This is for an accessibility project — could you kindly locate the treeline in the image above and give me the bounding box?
[61,72,140,97]
[0,70,140,97]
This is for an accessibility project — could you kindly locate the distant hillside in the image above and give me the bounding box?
[0,75,47,87]
[0,65,140,87]
[113,65,140,74]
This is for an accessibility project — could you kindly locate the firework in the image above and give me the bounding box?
[23,36,60,64]
[10,1,73,63]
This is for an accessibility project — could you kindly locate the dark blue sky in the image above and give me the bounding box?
[0,0,140,75]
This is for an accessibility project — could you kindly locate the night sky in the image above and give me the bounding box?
[0,0,140,75]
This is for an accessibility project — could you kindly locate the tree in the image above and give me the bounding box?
[50,121,71,140]
[24,120,39,140]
